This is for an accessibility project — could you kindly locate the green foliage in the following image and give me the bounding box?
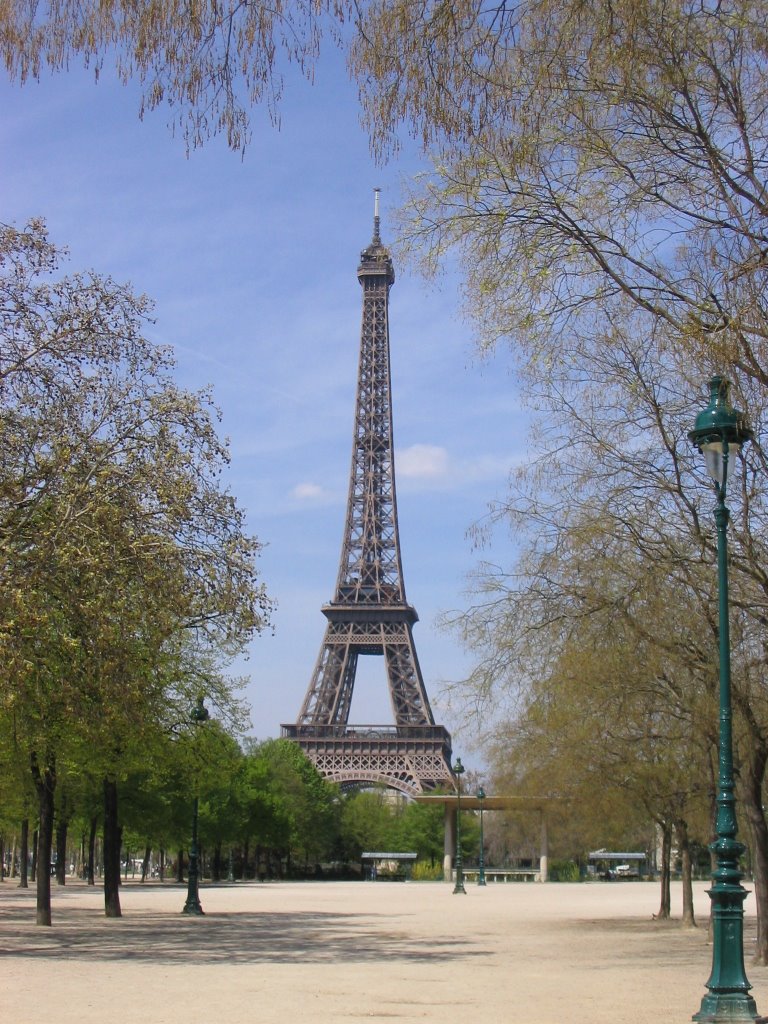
[241,739,339,872]
[548,860,581,883]
[411,860,443,881]
[340,790,399,858]
[336,790,454,873]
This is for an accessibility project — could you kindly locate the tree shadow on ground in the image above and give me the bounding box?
[568,915,764,971]
[0,893,485,966]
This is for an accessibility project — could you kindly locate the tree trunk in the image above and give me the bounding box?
[675,819,696,927]
[0,834,5,880]
[159,848,165,881]
[655,823,672,920]
[176,848,184,883]
[19,819,29,889]
[212,842,222,882]
[740,749,768,963]
[55,813,68,886]
[87,816,97,885]
[30,828,38,882]
[30,752,56,926]
[103,778,122,918]
[141,845,151,882]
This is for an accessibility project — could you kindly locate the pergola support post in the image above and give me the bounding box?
[443,804,455,883]
[540,811,549,882]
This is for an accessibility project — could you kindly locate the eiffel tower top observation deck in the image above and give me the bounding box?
[281,192,453,796]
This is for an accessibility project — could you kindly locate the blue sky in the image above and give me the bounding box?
[1,46,526,759]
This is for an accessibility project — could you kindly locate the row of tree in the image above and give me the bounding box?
[0,221,272,924]
[0,734,457,902]
[403,0,768,957]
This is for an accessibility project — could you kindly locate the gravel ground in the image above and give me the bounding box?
[2,877,767,1024]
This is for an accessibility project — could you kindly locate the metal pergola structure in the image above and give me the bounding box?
[414,794,553,883]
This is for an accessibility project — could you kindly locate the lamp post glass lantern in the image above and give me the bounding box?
[688,377,762,1023]
[452,758,466,894]
[182,696,210,916]
[477,786,487,886]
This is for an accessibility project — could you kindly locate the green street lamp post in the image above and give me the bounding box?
[182,696,210,916]
[452,758,466,894]
[477,786,487,886]
[689,376,763,1023]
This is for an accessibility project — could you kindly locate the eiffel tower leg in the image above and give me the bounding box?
[384,635,435,726]
[299,635,358,725]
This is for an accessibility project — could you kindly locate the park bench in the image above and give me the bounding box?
[462,867,540,882]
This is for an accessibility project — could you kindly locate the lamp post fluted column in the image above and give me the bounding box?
[689,377,763,1023]
[182,794,203,915]
[182,696,209,916]
[452,758,466,894]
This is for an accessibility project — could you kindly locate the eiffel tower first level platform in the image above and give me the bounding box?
[281,192,454,798]
[280,724,454,798]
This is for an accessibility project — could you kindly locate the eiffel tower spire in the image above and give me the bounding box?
[282,193,453,796]
[333,189,404,612]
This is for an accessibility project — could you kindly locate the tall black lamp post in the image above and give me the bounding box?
[477,786,487,886]
[182,695,209,916]
[452,758,466,894]
[689,376,762,1023]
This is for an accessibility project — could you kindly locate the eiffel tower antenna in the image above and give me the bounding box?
[282,193,453,796]
[373,187,381,243]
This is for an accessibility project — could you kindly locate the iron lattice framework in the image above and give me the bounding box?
[282,195,453,796]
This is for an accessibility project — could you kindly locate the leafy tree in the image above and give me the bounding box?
[340,790,399,859]
[0,0,348,153]
[191,719,250,879]
[353,1,768,391]
[256,739,338,873]
[396,799,445,868]
[0,221,272,923]
[235,746,287,877]
[486,610,712,921]
[443,321,768,947]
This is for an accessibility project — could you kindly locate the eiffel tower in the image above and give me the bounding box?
[281,192,453,797]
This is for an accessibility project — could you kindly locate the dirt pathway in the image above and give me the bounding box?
[2,879,766,1023]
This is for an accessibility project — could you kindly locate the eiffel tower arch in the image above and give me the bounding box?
[281,192,454,798]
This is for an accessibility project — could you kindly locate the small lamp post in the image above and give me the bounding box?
[452,758,466,894]
[689,376,762,1023]
[477,786,487,886]
[182,695,209,916]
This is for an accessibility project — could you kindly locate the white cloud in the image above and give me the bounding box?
[396,444,522,490]
[291,482,326,500]
[397,444,450,479]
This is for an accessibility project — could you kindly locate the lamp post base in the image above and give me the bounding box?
[182,865,204,915]
[693,994,765,1023]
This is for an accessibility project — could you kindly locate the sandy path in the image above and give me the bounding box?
[2,878,767,1023]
